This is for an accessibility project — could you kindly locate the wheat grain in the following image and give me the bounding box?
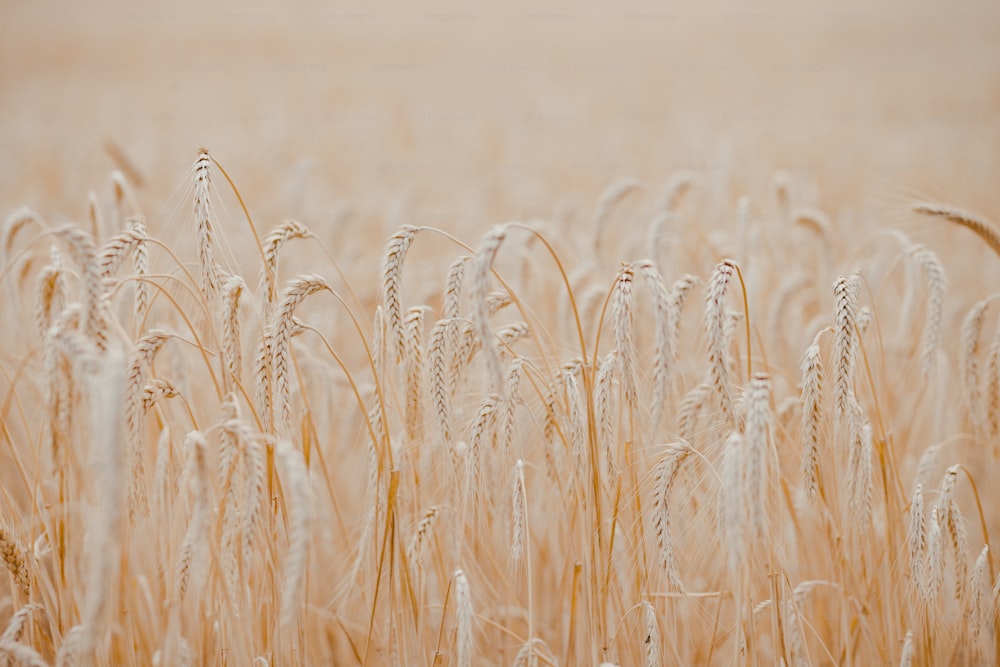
[744,373,771,540]
[427,318,454,446]
[960,295,1000,430]
[593,177,642,259]
[471,225,508,392]
[641,601,662,667]
[380,225,418,363]
[0,524,30,599]
[651,441,692,591]
[454,569,473,667]
[35,246,67,337]
[511,459,527,567]
[907,485,926,591]
[269,275,331,435]
[899,630,914,667]
[833,274,859,419]
[613,262,638,410]
[221,274,247,384]
[498,358,523,459]
[276,438,312,626]
[636,260,674,434]
[176,431,210,603]
[595,350,618,480]
[908,245,947,376]
[706,260,737,423]
[260,219,312,312]
[193,148,221,298]
[800,339,823,501]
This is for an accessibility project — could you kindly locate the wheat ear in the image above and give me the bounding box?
[651,442,692,591]
[800,337,824,501]
[744,373,771,541]
[833,274,859,419]
[471,225,508,393]
[453,569,473,667]
[260,219,312,313]
[706,260,737,423]
[613,262,638,410]
[908,245,947,376]
[593,177,642,259]
[276,438,312,626]
[379,225,418,363]
[193,148,221,298]
[914,202,1000,258]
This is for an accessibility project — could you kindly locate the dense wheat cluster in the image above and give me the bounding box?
[2,0,1000,664]
[1,146,1000,666]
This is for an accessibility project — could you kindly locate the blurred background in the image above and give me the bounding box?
[2,0,998,228]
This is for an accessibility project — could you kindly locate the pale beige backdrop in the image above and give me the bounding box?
[1,0,998,224]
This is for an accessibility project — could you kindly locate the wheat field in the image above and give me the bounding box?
[2,1,1000,665]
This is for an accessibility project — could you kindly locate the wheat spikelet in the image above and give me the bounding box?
[0,603,42,648]
[511,459,527,567]
[800,339,823,501]
[217,397,243,606]
[706,260,737,423]
[269,275,331,435]
[641,601,662,667]
[406,506,439,575]
[744,373,771,540]
[141,378,179,411]
[899,630,914,667]
[907,485,927,592]
[908,245,947,376]
[914,202,1000,258]
[936,466,970,603]
[252,333,274,434]
[959,295,999,430]
[846,399,874,531]
[496,322,530,350]
[651,441,692,591]
[968,545,989,650]
[129,217,150,324]
[379,225,418,364]
[193,148,221,298]
[986,331,1000,436]
[471,225,508,392]
[677,381,711,445]
[241,429,267,574]
[833,274,859,419]
[466,394,499,503]
[221,274,247,384]
[498,358,523,460]
[593,177,641,259]
[260,219,312,313]
[403,306,426,444]
[0,639,49,667]
[55,224,106,349]
[769,271,810,346]
[276,438,312,626]
[594,350,618,480]
[923,506,945,604]
[442,256,468,321]
[0,524,30,599]
[784,601,809,667]
[175,431,211,603]
[612,262,638,410]
[125,330,172,517]
[2,206,45,264]
[721,430,745,580]
[35,246,67,337]
[427,318,454,446]
[636,260,675,434]
[453,569,473,667]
